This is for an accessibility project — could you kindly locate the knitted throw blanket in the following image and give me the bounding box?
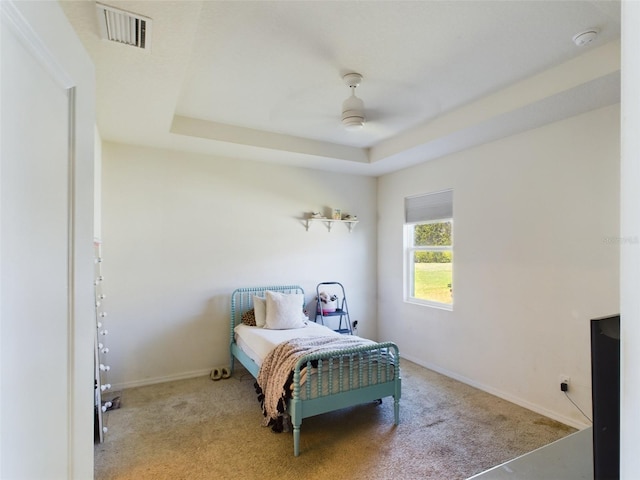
[256,335,376,430]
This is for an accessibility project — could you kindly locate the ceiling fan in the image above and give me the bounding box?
[269,70,434,141]
[341,72,365,130]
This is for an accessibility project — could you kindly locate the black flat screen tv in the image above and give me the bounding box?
[590,314,620,480]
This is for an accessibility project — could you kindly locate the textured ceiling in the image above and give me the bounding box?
[60,0,621,176]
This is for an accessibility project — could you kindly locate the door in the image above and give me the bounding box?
[1,2,94,477]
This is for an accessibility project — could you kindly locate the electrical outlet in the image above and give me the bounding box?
[559,374,570,392]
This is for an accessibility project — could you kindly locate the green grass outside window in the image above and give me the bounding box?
[413,263,452,304]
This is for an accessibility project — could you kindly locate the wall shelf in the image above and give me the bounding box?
[304,218,359,233]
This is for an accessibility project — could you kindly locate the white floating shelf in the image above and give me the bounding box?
[304,218,359,233]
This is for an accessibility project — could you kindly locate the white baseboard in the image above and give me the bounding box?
[401,353,590,431]
[111,368,213,391]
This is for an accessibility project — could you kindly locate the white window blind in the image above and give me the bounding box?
[405,189,453,224]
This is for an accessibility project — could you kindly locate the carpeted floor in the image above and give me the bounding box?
[96,360,575,480]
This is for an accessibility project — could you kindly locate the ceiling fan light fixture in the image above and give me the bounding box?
[342,93,365,130]
[341,73,365,130]
[342,114,365,130]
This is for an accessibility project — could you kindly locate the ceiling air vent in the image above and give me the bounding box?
[96,3,151,50]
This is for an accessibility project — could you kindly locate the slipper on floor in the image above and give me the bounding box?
[210,368,222,381]
[221,367,231,379]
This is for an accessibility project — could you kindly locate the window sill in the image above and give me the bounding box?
[405,298,453,311]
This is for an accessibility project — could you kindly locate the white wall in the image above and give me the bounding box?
[102,142,377,388]
[95,126,103,240]
[377,104,620,428]
[620,1,640,476]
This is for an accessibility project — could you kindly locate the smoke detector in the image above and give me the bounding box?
[572,29,599,47]
[341,73,365,130]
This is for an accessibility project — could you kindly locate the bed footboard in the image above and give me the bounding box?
[289,341,401,456]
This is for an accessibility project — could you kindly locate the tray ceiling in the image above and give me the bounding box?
[61,1,621,176]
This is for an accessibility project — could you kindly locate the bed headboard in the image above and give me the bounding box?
[230,284,304,338]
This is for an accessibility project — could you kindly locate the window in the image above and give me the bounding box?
[404,190,453,308]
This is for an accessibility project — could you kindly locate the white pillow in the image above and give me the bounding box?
[264,291,306,330]
[253,296,267,328]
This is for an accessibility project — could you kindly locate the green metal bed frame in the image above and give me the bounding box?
[229,284,401,456]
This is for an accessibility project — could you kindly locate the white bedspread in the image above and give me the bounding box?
[234,321,340,367]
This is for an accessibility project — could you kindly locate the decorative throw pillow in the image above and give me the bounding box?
[253,296,267,327]
[264,291,306,330]
[241,309,256,327]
